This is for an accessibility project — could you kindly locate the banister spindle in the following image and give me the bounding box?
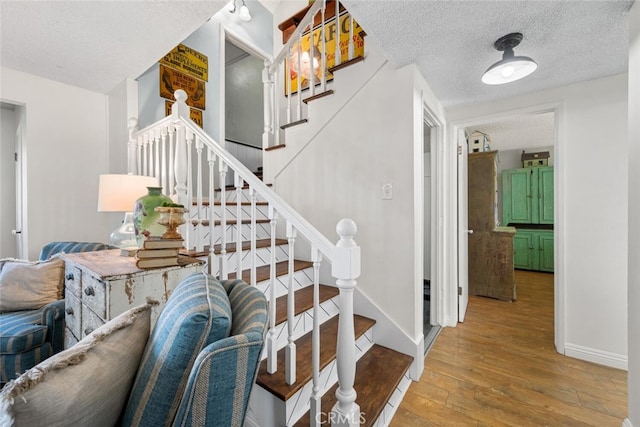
[348,10,354,61]
[335,0,341,68]
[208,149,216,275]
[136,136,143,176]
[195,136,204,253]
[154,129,160,179]
[320,0,327,92]
[173,124,188,217]
[250,187,257,287]
[168,124,176,197]
[267,206,278,374]
[142,133,149,176]
[185,129,195,249]
[219,161,228,279]
[160,128,168,194]
[310,246,322,427]
[235,174,243,277]
[296,33,303,121]
[285,221,297,385]
[286,48,292,123]
[331,218,361,427]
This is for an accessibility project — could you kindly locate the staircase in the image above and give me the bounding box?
[127,1,415,425]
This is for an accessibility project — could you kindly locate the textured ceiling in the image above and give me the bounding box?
[344,0,635,110]
[0,1,226,94]
[0,0,634,109]
[467,112,555,152]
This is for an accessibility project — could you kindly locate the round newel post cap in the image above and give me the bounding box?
[174,89,188,103]
[336,218,357,247]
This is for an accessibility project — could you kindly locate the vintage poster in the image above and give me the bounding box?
[286,12,364,95]
[159,65,206,110]
[159,43,208,81]
[165,101,203,128]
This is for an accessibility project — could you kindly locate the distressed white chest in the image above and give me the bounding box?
[60,249,203,348]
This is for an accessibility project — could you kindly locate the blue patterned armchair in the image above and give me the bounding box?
[0,241,112,384]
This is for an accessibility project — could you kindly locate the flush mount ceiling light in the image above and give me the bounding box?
[226,0,251,21]
[482,32,537,85]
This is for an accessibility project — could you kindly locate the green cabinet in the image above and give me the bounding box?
[513,229,554,272]
[502,166,554,225]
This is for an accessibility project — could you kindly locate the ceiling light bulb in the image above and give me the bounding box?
[482,33,537,85]
[239,2,251,21]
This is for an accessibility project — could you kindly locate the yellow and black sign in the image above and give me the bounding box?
[160,65,206,110]
[159,44,208,82]
[165,101,203,128]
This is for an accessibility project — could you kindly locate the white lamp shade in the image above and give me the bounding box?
[97,174,159,212]
[481,56,538,85]
[239,4,251,21]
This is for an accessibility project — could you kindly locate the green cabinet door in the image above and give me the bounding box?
[538,167,554,224]
[503,169,533,224]
[538,231,554,272]
[513,230,536,270]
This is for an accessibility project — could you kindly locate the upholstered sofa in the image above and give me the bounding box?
[0,241,112,384]
[0,274,268,427]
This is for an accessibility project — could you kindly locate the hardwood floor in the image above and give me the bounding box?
[391,270,628,426]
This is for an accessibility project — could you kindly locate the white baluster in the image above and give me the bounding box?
[136,135,143,176]
[267,206,278,374]
[321,1,327,92]
[310,246,322,427]
[286,49,292,123]
[263,60,274,148]
[160,128,168,194]
[335,0,341,67]
[296,34,303,121]
[154,129,160,179]
[285,221,297,385]
[250,187,257,287]
[174,124,188,247]
[185,129,194,249]
[309,27,316,98]
[148,133,155,178]
[168,124,176,198]
[219,161,228,279]
[331,218,361,427]
[208,149,216,275]
[195,136,204,253]
[235,174,243,277]
[142,133,149,176]
[348,11,354,61]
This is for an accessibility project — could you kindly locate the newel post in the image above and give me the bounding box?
[173,91,189,213]
[262,59,274,148]
[331,218,361,427]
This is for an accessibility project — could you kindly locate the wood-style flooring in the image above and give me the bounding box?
[391,270,628,426]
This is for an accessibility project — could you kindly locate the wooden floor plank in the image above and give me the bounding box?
[390,270,628,426]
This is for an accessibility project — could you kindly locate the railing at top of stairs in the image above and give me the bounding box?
[263,0,364,148]
[128,90,362,426]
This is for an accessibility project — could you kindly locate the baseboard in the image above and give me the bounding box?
[623,418,634,427]
[564,343,628,370]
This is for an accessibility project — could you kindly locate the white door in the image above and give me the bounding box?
[14,114,25,258]
[457,128,469,322]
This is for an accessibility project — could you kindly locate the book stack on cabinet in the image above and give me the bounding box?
[135,238,185,269]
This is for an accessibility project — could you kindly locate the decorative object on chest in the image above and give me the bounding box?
[133,187,173,248]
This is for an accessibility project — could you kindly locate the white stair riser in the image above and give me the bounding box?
[188,204,269,222]
[372,372,412,427]
[190,222,272,244]
[211,245,290,276]
[250,328,375,427]
[256,268,314,301]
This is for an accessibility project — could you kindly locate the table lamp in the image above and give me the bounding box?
[98,174,160,248]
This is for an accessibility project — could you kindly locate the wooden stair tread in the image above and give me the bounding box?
[228,259,313,283]
[294,345,413,427]
[303,90,334,104]
[274,284,340,326]
[265,144,286,152]
[256,314,376,401]
[193,218,270,226]
[214,183,272,192]
[190,199,269,206]
[180,238,287,257]
[327,55,364,74]
[281,118,308,130]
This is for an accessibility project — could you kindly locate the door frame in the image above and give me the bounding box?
[448,101,565,353]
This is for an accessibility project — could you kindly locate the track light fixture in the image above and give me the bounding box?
[226,0,251,22]
[482,33,537,85]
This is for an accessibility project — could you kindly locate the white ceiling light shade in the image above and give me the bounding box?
[227,0,251,22]
[482,33,537,85]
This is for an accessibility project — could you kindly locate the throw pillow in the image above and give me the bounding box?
[0,257,64,312]
[122,273,232,427]
[0,303,153,427]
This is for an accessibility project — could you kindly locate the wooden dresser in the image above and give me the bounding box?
[60,249,203,348]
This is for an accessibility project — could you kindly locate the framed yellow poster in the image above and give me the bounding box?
[160,65,206,110]
[159,43,208,82]
[286,11,364,95]
[165,101,203,128]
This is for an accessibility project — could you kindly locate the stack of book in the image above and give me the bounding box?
[134,238,184,269]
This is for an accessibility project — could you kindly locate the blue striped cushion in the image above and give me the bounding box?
[0,343,52,383]
[38,241,113,261]
[0,310,46,353]
[122,273,232,426]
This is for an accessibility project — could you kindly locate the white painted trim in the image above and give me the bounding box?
[353,287,424,380]
[623,418,634,427]
[564,343,628,370]
[446,102,564,345]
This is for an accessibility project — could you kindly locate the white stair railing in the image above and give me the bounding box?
[129,90,361,425]
[263,0,364,147]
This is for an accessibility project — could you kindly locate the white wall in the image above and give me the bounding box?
[0,67,110,260]
[0,104,17,258]
[627,1,640,423]
[226,54,264,148]
[448,74,629,367]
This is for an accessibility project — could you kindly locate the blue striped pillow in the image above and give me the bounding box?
[122,273,232,426]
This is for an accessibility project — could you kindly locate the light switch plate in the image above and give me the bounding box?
[382,183,393,200]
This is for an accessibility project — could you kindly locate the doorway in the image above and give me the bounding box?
[457,107,560,345]
[0,102,25,259]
